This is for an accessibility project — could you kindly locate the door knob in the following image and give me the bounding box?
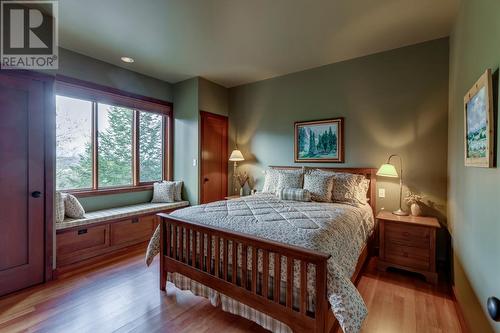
[488,296,500,321]
[31,191,41,198]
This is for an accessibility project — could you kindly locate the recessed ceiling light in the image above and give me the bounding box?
[121,56,134,63]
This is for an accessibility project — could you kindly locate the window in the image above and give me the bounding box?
[139,111,164,182]
[55,77,172,194]
[56,96,93,190]
[97,103,134,187]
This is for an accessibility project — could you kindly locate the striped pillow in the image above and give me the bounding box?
[276,188,311,202]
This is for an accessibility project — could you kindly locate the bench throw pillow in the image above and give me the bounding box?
[55,191,65,223]
[303,173,334,202]
[64,193,85,219]
[163,180,183,201]
[277,188,311,202]
[152,181,175,203]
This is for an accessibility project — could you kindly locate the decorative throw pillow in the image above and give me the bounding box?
[163,180,183,201]
[262,168,280,193]
[303,173,334,202]
[277,172,303,190]
[55,191,65,223]
[277,188,311,202]
[152,181,175,203]
[356,178,370,204]
[308,169,369,205]
[262,168,304,193]
[330,172,368,205]
[64,194,85,218]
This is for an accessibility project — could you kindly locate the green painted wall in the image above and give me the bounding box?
[173,78,200,205]
[199,77,229,116]
[55,48,173,101]
[448,0,500,331]
[229,39,449,226]
[78,191,153,213]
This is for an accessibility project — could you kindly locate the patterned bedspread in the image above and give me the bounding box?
[146,194,374,333]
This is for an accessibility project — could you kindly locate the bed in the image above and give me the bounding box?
[147,167,377,333]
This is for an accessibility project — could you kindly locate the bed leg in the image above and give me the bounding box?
[159,216,166,292]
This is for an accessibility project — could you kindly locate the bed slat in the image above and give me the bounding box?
[242,245,248,289]
[223,239,229,281]
[214,235,220,277]
[166,222,171,257]
[207,233,212,273]
[172,224,177,260]
[232,241,237,284]
[252,247,257,293]
[263,250,269,299]
[286,256,293,308]
[274,253,281,303]
[300,261,307,315]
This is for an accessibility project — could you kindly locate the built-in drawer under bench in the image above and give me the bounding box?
[55,202,189,272]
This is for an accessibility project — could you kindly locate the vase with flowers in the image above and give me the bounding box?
[405,191,423,216]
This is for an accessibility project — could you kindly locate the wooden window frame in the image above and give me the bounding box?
[55,75,173,197]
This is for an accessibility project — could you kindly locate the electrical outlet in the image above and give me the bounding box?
[379,188,386,198]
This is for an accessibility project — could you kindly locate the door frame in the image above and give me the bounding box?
[1,70,55,283]
[199,111,228,204]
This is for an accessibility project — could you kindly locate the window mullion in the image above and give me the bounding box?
[92,101,98,190]
[132,110,139,186]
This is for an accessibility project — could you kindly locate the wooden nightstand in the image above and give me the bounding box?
[377,211,440,284]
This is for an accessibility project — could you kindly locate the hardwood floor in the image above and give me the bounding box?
[0,247,462,333]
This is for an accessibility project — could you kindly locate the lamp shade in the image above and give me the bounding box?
[229,149,244,162]
[376,163,398,178]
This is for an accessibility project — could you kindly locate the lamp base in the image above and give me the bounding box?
[392,208,409,216]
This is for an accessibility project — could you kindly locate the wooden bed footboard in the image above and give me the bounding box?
[158,213,332,333]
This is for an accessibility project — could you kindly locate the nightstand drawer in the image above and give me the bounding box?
[385,223,430,248]
[386,243,430,270]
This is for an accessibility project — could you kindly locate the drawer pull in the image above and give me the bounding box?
[78,229,88,235]
[132,218,139,224]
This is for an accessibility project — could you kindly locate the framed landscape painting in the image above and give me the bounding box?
[464,69,494,168]
[294,118,344,163]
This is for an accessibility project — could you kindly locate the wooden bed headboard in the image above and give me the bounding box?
[269,166,377,214]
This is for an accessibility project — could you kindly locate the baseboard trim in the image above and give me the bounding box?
[452,286,470,333]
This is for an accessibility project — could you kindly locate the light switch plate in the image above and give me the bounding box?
[192,159,197,167]
[379,188,386,198]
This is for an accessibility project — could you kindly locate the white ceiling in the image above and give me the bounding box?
[59,0,458,87]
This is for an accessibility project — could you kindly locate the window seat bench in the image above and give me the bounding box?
[55,201,189,274]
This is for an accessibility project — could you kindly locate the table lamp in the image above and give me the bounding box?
[377,154,408,216]
[229,148,245,194]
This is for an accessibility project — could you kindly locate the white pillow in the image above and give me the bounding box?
[303,173,334,202]
[64,194,85,218]
[55,191,65,223]
[162,180,183,201]
[152,182,175,203]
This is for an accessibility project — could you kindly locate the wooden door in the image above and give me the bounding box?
[0,73,46,296]
[200,111,228,203]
